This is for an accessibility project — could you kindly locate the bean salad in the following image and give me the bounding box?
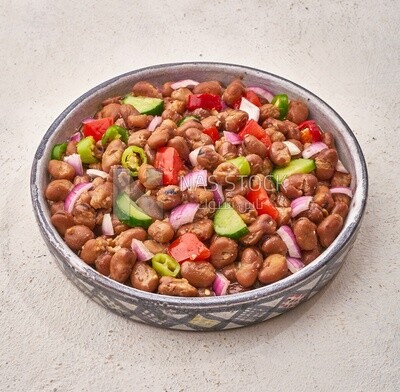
[44,78,353,297]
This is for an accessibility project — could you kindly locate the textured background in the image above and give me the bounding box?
[0,1,399,391]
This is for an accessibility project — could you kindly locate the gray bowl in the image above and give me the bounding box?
[30,62,368,331]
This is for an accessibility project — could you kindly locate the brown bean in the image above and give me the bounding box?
[331,201,349,219]
[258,254,288,284]
[89,182,113,210]
[240,215,277,246]
[72,202,96,230]
[231,195,258,224]
[171,87,192,103]
[242,135,268,158]
[221,263,238,282]
[45,179,73,202]
[322,132,336,149]
[293,217,318,250]
[220,110,248,133]
[95,253,112,276]
[222,79,245,106]
[137,163,163,190]
[64,225,94,251]
[109,248,136,283]
[132,81,161,98]
[317,213,343,247]
[201,115,221,130]
[210,237,238,269]
[176,219,214,241]
[302,247,322,265]
[148,220,175,243]
[186,188,214,205]
[144,240,166,254]
[260,235,288,256]
[50,201,64,215]
[80,237,108,265]
[157,185,182,210]
[269,142,291,167]
[193,81,223,96]
[313,184,335,211]
[126,114,150,129]
[215,140,238,160]
[66,141,77,156]
[161,82,174,97]
[259,104,281,121]
[111,216,130,235]
[165,99,186,114]
[147,123,174,150]
[128,129,151,147]
[180,261,216,288]
[47,160,75,180]
[298,202,325,224]
[227,282,249,295]
[281,173,318,199]
[275,207,292,227]
[114,227,147,248]
[236,248,263,288]
[267,128,286,142]
[158,276,198,297]
[212,162,240,185]
[331,171,352,188]
[196,146,224,170]
[246,154,264,175]
[224,179,249,201]
[167,136,190,161]
[315,149,338,180]
[185,127,213,150]
[286,100,309,124]
[101,139,126,173]
[51,211,75,236]
[73,175,91,185]
[100,103,122,121]
[130,262,159,292]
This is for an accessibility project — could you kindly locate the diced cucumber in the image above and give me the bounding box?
[115,192,153,228]
[122,95,164,115]
[271,158,316,185]
[213,202,249,239]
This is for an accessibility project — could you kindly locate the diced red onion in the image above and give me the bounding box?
[246,86,274,102]
[330,187,353,198]
[188,145,215,167]
[276,225,302,258]
[82,117,95,124]
[101,213,114,236]
[171,79,199,90]
[169,203,199,230]
[211,184,224,206]
[239,97,260,122]
[336,159,349,174]
[291,196,313,217]
[69,131,82,142]
[179,170,208,191]
[287,257,305,274]
[86,169,108,179]
[283,141,301,156]
[131,239,154,262]
[212,272,230,296]
[64,182,93,214]
[223,131,242,145]
[63,153,83,176]
[302,142,328,159]
[148,116,162,132]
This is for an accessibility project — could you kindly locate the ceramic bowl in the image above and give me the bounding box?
[31,62,368,331]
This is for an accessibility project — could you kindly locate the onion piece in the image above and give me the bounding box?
[171,79,199,90]
[239,97,260,122]
[283,141,301,156]
[64,182,93,214]
[246,86,274,102]
[330,187,353,198]
[336,159,349,174]
[69,131,82,142]
[302,142,328,159]
[223,131,243,145]
[102,213,114,236]
[291,196,313,217]
[131,239,154,262]
[148,116,162,132]
[276,225,302,258]
[211,184,224,206]
[179,170,208,191]
[86,169,108,179]
[169,203,200,230]
[287,257,305,274]
[212,272,230,296]
[63,153,83,176]
[188,145,215,167]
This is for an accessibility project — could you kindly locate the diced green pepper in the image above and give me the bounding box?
[101,125,129,145]
[115,192,153,228]
[271,158,316,185]
[121,146,147,177]
[122,95,164,115]
[77,136,98,164]
[228,156,251,176]
[271,94,289,120]
[177,115,200,126]
[213,202,249,239]
[51,142,68,160]
[151,253,180,277]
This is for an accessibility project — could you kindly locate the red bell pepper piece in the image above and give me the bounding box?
[244,90,262,107]
[168,233,210,262]
[202,126,220,143]
[82,117,114,142]
[298,120,322,143]
[187,94,222,111]
[154,146,183,185]
[246,187,279,220]
[238,119,266,140]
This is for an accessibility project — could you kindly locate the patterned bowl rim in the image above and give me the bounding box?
[30,62,368,308]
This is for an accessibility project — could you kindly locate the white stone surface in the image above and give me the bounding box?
[0,1,399,391]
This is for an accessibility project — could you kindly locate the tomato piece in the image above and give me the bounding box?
[238,119,266,140]
[154,146,183,185]
[298,120,322,143]
[82,117,114,142]
[168,233,210,262]
[246,188,279,220]
[187,94,222,111]
[202,126,220,143]
[244,90,262,107]
[260,135,272,150]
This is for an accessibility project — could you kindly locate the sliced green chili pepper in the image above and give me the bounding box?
[77,136,98,164]
[228,156,251,176]
[101,125,129,145]
[271,94,289,120]
[121,146,147,176]
[151,253,180,277]
[51,142,68,160]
